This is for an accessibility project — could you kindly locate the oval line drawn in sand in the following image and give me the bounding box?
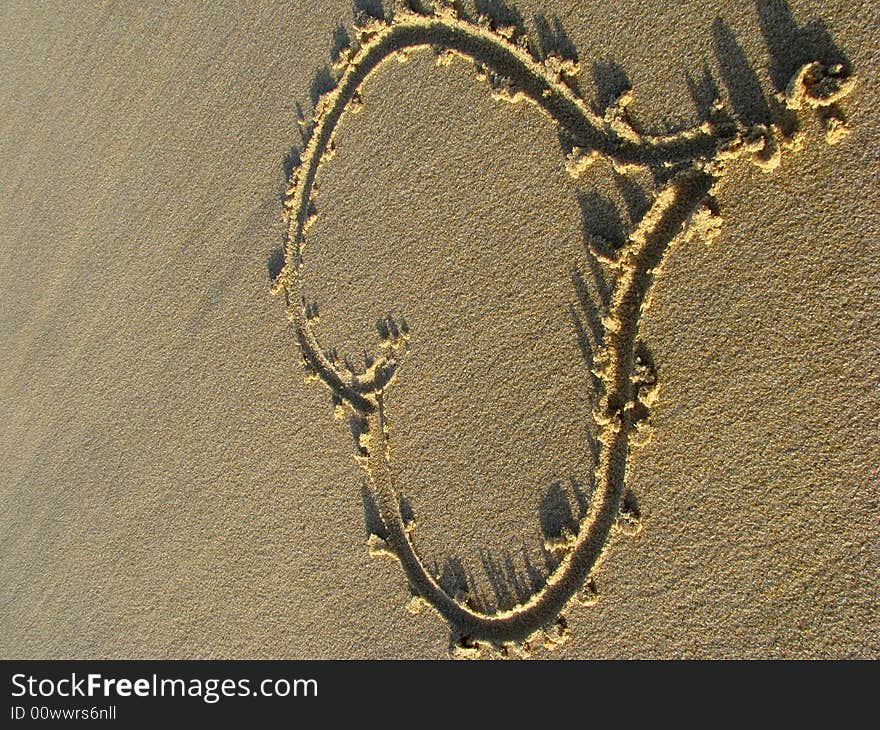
[273,4,856,656]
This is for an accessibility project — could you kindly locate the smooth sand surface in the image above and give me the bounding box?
[2,0,877,658]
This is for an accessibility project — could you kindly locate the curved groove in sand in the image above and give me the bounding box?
[275,8,856,650]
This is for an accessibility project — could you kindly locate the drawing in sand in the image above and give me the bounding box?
[273,4,856,655]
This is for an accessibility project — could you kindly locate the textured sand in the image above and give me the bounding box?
[1,0,877,658]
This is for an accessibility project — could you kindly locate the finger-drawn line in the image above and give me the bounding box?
[272,2,856,656]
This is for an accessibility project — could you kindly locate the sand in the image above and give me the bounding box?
[1,0,877,658]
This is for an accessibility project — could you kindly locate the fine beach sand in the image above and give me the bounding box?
[1,0,877,658]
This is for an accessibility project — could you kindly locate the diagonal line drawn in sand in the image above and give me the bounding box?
[271,1,856,657]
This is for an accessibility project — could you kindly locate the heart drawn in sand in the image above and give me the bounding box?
[272,4,856,656]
